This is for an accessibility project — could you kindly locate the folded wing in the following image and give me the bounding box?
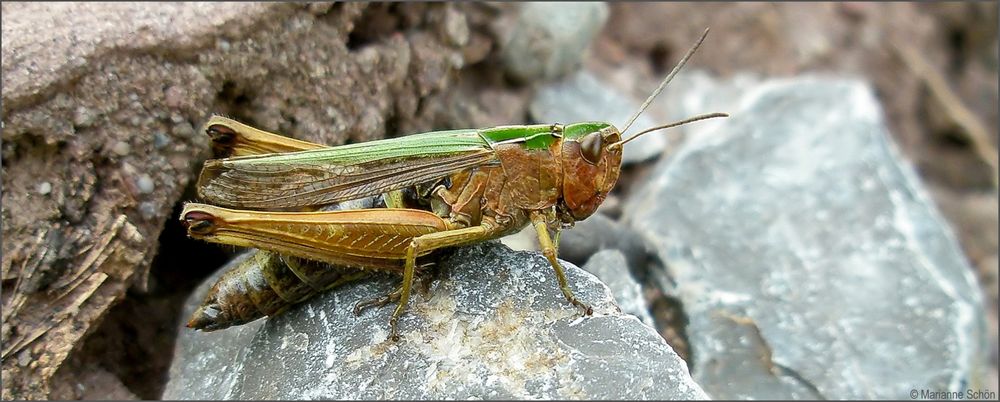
[197,129,497,209]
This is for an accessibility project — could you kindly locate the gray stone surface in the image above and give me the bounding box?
[501,2,608,83]
[559,213,650,274]
[165,242,706,400]
[530,71,664,164]
[498,226,540,252]
[624,76,991,399]
[582,250,655,328]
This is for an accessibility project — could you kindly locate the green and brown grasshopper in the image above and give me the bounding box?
[181,29,727,340]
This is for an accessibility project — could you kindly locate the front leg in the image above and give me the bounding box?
[530,210,593,316]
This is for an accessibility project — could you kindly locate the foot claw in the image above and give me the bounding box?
[570,298,593,316]
[353,288,402,316]
[387,317,402,342]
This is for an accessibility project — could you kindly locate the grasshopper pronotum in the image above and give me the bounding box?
[181,28,727,340]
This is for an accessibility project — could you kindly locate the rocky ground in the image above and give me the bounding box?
[2,2,996,400]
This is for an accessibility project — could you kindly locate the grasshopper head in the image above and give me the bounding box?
[559,122,623,221]
[556,28,727,223]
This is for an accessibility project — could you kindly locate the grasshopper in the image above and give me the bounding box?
[181,28,727,340]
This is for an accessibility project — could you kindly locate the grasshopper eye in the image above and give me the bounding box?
[580,132,603,164]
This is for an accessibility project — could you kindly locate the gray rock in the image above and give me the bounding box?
[165,242,706,400]
[501,2,608,83]
[582,250,655,328]
[530,71,664,164]
[559,213,650,275]
[624,76,991,399]
[498,225,539,252]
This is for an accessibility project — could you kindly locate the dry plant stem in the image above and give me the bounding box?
[892,41,999,190]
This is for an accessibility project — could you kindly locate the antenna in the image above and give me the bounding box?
[611,112,728,148]
[619,27,710,136]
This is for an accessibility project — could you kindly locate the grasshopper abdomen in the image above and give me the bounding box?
[187,250,369,331]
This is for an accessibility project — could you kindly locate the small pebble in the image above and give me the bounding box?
[153,132,171,149]
[112,141,131,156]
[443,7,469,47]
[136,174,155,194]
[37,182,52,195]
[312,65,327,78]
[218,39,231,52]
[171,121,195,139]
[355,47,379,74]
[449,53,464,69]
[53,93,72,107]
[17,350,31,367]
[165,86,186,109]
[73,106,96,127]
[139,201,158,220]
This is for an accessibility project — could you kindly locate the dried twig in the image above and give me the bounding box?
[891,41,999,190]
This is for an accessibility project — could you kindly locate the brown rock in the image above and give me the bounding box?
[1,3,504,399]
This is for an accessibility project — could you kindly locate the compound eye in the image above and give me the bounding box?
[580,132,603,165]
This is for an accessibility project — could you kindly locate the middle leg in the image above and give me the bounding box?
[387,221,505,340]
